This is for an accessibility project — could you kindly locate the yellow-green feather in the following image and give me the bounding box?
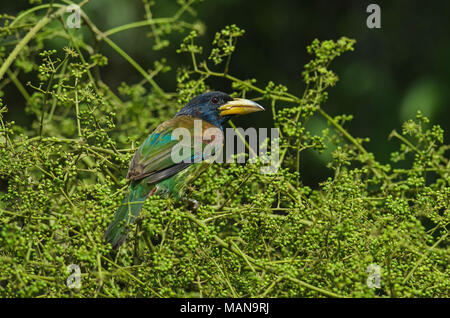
[105,115,223,249]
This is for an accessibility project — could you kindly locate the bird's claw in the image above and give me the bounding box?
[182,198,199,212]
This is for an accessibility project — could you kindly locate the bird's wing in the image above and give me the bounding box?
[126,115,223,184]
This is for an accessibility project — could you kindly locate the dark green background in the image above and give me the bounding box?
[3,0,449,185]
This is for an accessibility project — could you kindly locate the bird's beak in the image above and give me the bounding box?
[219,98,265,117]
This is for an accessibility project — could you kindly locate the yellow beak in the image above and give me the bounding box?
[219,98,265,117]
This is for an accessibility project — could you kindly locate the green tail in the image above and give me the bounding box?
[105,182,151,249]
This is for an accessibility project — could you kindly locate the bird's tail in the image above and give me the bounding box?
[105,184,149,249]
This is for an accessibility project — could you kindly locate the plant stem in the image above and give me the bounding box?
[0,6,66,80]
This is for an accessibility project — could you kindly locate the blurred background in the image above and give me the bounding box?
[2,0,449,186]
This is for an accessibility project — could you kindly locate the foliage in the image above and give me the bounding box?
[0,1,448,298]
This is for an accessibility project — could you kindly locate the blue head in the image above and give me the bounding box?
[176,91,264,129]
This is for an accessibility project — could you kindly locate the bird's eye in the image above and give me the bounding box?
[211,96,219,104]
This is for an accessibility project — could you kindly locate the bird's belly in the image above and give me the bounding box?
[153,161,211,199]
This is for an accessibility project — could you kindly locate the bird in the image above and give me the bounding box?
[105,91,264,249]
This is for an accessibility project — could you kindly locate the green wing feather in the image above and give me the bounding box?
[105,115,223,249]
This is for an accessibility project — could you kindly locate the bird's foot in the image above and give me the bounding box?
[182,197,200,212]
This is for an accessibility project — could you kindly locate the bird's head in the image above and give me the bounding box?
[176,91,264,129]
